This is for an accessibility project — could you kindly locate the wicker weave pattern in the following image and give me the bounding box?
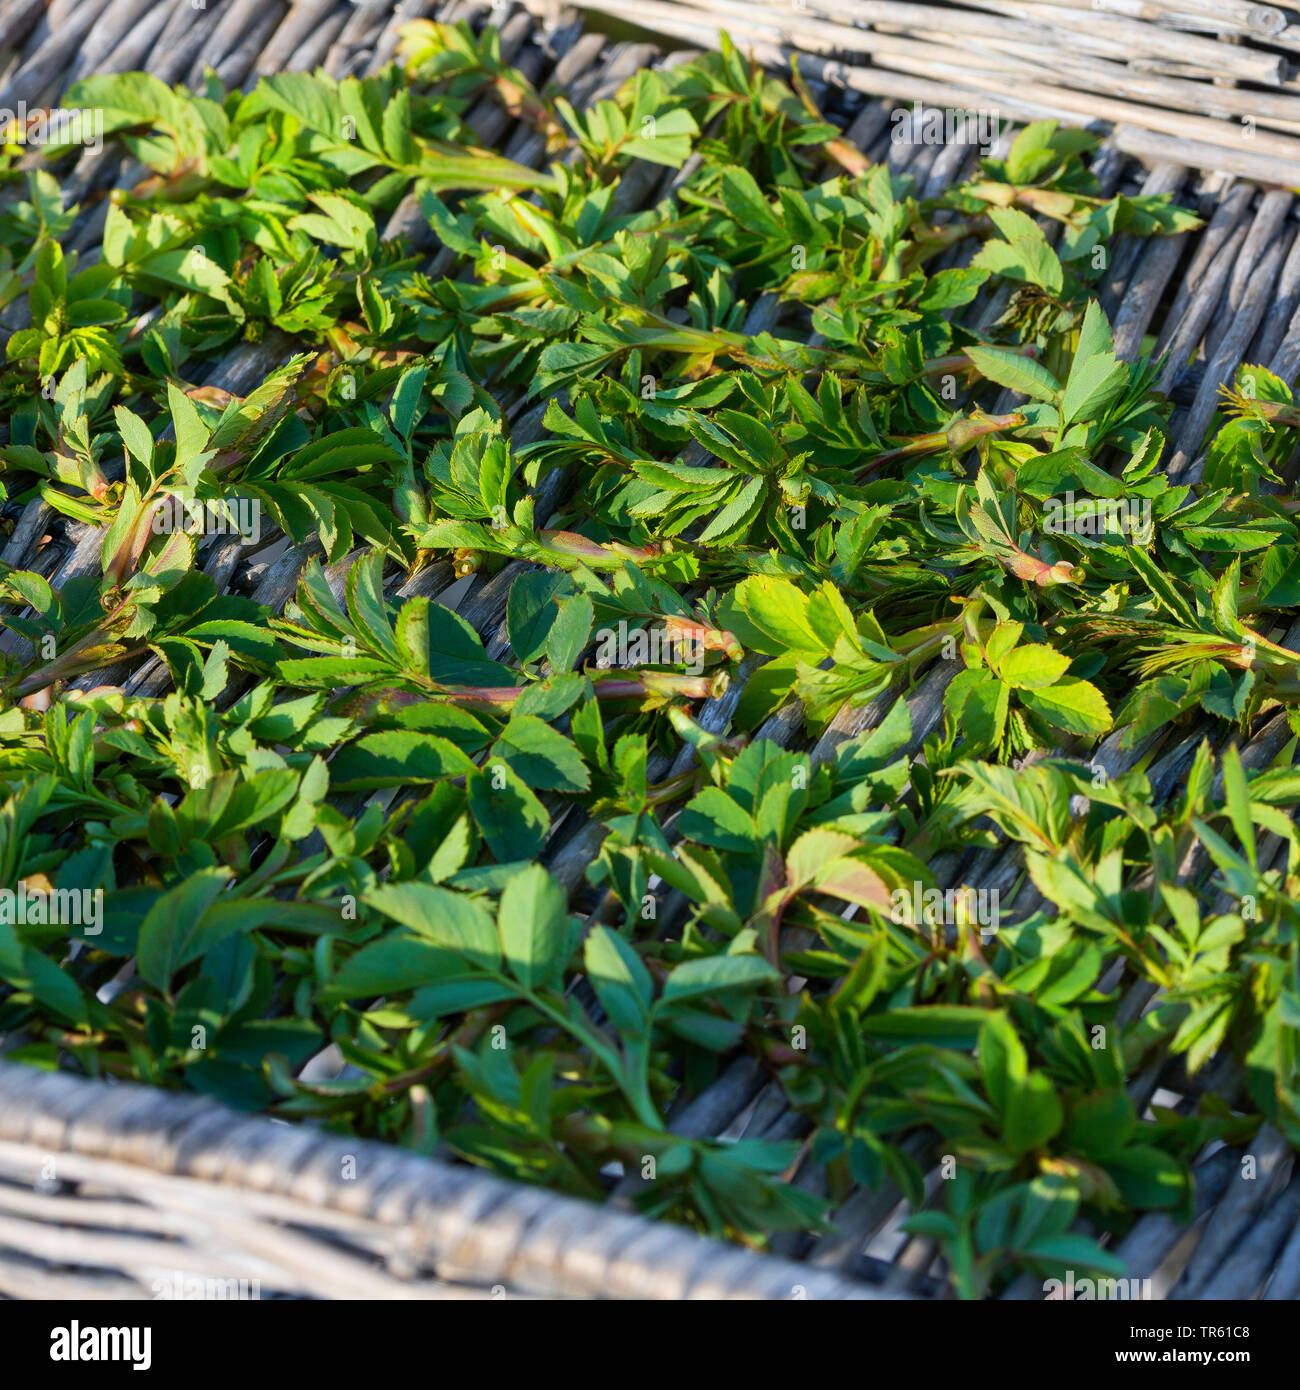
[536,0,1300,185]
[0,1063,885,1298]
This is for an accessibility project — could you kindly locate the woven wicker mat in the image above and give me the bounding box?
[3,0,1300,1300]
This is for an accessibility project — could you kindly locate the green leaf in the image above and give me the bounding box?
[1107,1145,1189,1210]
[1003,1072,1063,1154]
[661,953,779,1004]
[997,644,1072,690]
[364,884,499,968]
[860,1007,987,1048]
[497,864,569,990]
[585,925,654,1034]
[964,346,1061,403]
[944,668,1008,750]
[468,763,549,861]
[1220,743,1256,871]
[546,592,593,674]
[971,224,1064,295]
[979,1013,1027,1116]
[1019,678,1112,736]
[678,787,758,853]
[1025,1234,1126,1276]
[136,867,235,991]
[491,716,590,792]
[731,575,826,656]
[253,71,345,138]
[115,406,154,465]
[506,570,563,665]
[320,935,472,1001]
[719,166,784,237]
[1061,353,1129,429]
[329,732,474,789]
[1064,1089,1135,1160]
[0,921,88,1025]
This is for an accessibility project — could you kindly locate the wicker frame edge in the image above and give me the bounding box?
[0,1062,890,1300]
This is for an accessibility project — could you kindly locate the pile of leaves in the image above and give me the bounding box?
[2,21,1299,1297]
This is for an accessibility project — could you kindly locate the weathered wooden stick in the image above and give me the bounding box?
[0,0,103,109]
[1000,0,1288,39]
[144,0,227,85]
[254,0,340,78]
[1113,123,1300,190]
[560,0,1300,139]
[861,50,1300,157]
[562,0,1300,181]
[1168,214,1290,476]
[957,0,1285,80]
[0,0,48,55]
[900,26,1300,131]
[736,0,1286,80]
[1253,223,1300,367]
